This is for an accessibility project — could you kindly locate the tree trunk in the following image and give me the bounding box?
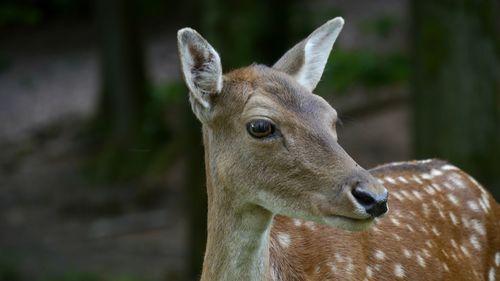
[91,0,149,179]
[412,0,500,199]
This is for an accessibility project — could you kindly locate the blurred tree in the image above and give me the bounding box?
[412,0,500,199]
[200,0,297,68]
[91,0,149,178]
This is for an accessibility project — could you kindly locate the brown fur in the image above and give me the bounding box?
[200,65,499,281]
[269,161,500,280]
[178,24,499,280]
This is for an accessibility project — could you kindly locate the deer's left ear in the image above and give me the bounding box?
[273,17,344,91]
[177,28,223,122]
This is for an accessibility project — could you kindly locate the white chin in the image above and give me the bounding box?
[322,216,375,232]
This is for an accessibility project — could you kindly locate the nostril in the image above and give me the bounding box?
[351,187,376,207]
[351,187,388,217]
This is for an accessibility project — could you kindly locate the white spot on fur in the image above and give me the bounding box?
[431,226,440,236]
[449,212,458,225]
[447,194,459,206]
[412,175,424,184]
[422,249,431,258]
[425,240,433,248]
[393,234,402,241]
[305,221,316,230]
[462,217,471,228]
[460,245,471,257]
[412,190,423,200]
[366,266,373,278]
[471,219,486,236]
[443,263,449,272]
[432,199,443,210]
[397,176,408,184]
[345,257,354,275]
[424,185,436,195]
[443,182,454,190]
[394,264,405,278]
[495,252,500,266]
[400,190,414,201]
[470,235,481,250]
[432,183,443,192]
[390,218,400,226]
[422,203,430,217]
[384,176,397,184]
[403,249,412,258]
[421,173,433,180]
[441,249,449,258]
[334,253,344,263]
[479,199,489,213]
[406,224,415,232]
[293,219,302,227]
[481,193,491,210]
[467,200,480,212]
[375,250,385,260]
[488,268,495,281]
[420,226,429,234]
[416,254,426,267]
[441,164,459,171]
[277,233,291,248]
[431,169,443,177]
[393,210,402,218]
[377,178,384,184]
[328,262,338,274]
[391,192,404,201]
[438,210,446,219]
[451,239,458,249]
[448,173,466,189]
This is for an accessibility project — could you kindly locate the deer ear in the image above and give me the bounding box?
[177,28,223,121]
[273,17,344,91]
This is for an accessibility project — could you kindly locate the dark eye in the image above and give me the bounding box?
[246,119,275,138]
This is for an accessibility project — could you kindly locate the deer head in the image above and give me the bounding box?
[177,17,388,232]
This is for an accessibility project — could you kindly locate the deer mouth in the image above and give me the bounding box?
[322,215,375,231]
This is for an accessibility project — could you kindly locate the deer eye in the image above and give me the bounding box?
[246,119,275,138]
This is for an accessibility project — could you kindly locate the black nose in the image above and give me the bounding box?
[351,187,388,217]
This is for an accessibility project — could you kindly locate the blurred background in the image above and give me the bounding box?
[0,0,498,280]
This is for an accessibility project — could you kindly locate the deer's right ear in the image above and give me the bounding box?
[177,28,223,122]
[273,17,344,92]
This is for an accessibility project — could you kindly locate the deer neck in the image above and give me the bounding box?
[200,128,274,281]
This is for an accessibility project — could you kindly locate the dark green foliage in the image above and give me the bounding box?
[85,81,185,182]
[0,2,41,27]
[361,15,399,38]
[317,50,410,96]
[0,259,21,281]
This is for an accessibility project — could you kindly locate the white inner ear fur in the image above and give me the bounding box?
[273,17,344,92]
[297,17,344,90]
[177,28,223,109]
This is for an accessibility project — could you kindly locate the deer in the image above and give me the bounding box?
[177,17,500,281]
